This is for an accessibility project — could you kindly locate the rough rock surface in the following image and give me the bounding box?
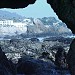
[67,39,75,75]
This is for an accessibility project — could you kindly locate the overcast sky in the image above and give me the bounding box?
[0,0,59,20]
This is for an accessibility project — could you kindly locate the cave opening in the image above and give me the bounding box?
[0,0,74,75]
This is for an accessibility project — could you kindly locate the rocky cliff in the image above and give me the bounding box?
[0,0,75,34]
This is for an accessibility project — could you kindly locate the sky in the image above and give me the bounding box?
[0,0,59,20]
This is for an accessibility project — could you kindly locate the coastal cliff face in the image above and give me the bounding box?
[0,0,75,34]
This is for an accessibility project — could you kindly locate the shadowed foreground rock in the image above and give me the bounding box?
[17,56,70,75]
[0,47,16,75]
[67,39,75,75]
[0,0,74,34]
